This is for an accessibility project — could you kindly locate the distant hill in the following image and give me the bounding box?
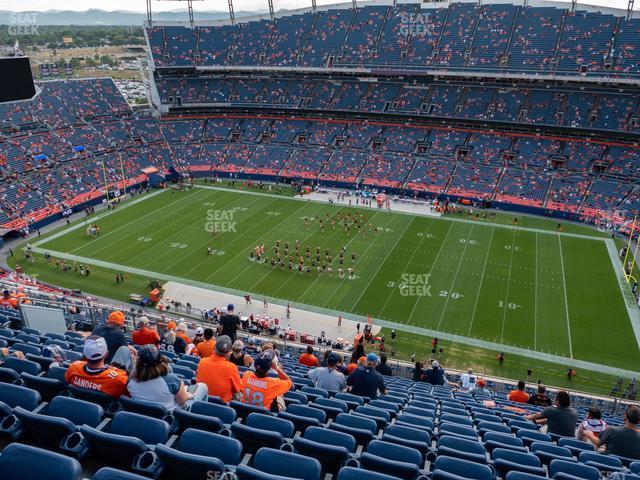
[0,8,258,25]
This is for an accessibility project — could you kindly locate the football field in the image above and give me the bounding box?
[31,185,640,377]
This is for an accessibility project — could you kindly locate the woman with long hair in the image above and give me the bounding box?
[126,344,208,411]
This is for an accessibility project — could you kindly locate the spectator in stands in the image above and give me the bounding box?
[131,316,160,346]
[469,378,489,396]
[229,340,254,367]
[577,408,607,442]
[526,391,578,438]
[240,350,292,412]
[218,304,241,341]
[65,336,128,398]
[583,405,640,458]
[412,362,424,382]
[160,329,187,355]
[196,335,242,402]
[126,344,208,412]
[308,352,346,391]
[424,361,446,386]
[192,327,204,346]
[508,381,530,403]
[347,353,387,399]
[459,367,477,390]
[0,290,14,309]
[350,338,365,364]
[347,356,366,375]
[175,322,192,345]
[299,345,320,367]
[527,384,552,407]
[92,311,128,363]
[375,353,393,376]
[195,328,216,358]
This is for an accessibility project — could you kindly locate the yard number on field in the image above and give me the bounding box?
[460,239,479,245]
[504,245,522,251]
[137,237,152,242]
[498,301,521,310]
[439,291,463,299]
[170,243,188,249]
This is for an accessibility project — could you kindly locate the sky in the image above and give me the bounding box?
[0,0,635,12]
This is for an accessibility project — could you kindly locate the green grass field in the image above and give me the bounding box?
[14,185,640,395]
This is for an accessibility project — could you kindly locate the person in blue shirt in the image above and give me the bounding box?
[346,352,387,399]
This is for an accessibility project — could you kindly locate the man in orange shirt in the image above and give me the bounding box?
[131,317,161,346]
[195,335,241,402]
[298,346,319,367]
[196,328,216,358]
[240,351,292,411]
[508,380,530,403]
[65,336,128,398]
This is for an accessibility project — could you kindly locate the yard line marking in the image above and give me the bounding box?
[406,222,454,325]
[347,217,416,314]
[467,226,495,336]
[295,211,385,302]
[557,235,574,358]
[149,193,270,274]
[71,189,205,254]
[376,219,437,317]
[534,232,538,351]
[436,225,475,331]
[245,204,345,294]
[320,213,400,308]
[204,199,316,285]
[499,231,516,343]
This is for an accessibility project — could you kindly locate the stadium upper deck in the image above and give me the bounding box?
[145,1,640,78]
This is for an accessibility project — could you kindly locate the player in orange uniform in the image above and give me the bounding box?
[65,336,128,398]
[240,351,292,412]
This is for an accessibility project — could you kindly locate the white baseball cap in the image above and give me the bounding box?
[83,336,108,361]
[195,327,204,335]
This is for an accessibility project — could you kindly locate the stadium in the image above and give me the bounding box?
[0,0,640,478]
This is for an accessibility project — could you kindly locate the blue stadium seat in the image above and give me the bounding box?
[0,383,41,410]
[530,442,575,465]
[92,467,150,480]
[173,406,224,434]
[557,437,595,456]
[631,462,640,475]
[0,443,82,480]
[395,413,435,432]
[334,392,365,410]
[505,473,548,480]
[360,439,424,479]
[20,372,66,402]
[431,455,493,480]
[119,396,174,425]
[483,431,526,453]
[549,458,600,480]
[190,400,237,424]
[287,404,327,423]
[232,421,288,453]
[293,426,355,474]
[517,429,552,446]
[230,400,270,419]
[300,386,329,401]
[436,435,487,464]
[438,422,477,440]
[329,412,376,446]
[579,451,625,472]
[354,405,389,430]
[284,390,309,405]
[155,427,241,478]
[0,367,20,384]
[492,447,547,478]
[236,447,322,480]
[337,466,401,480]
[247,412,295,438]
[12,396,103,450]
[2,356,41,376]
[78,411,170,473]
[314,397,349,413]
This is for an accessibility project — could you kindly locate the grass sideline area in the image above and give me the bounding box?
[10,185,638,396]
